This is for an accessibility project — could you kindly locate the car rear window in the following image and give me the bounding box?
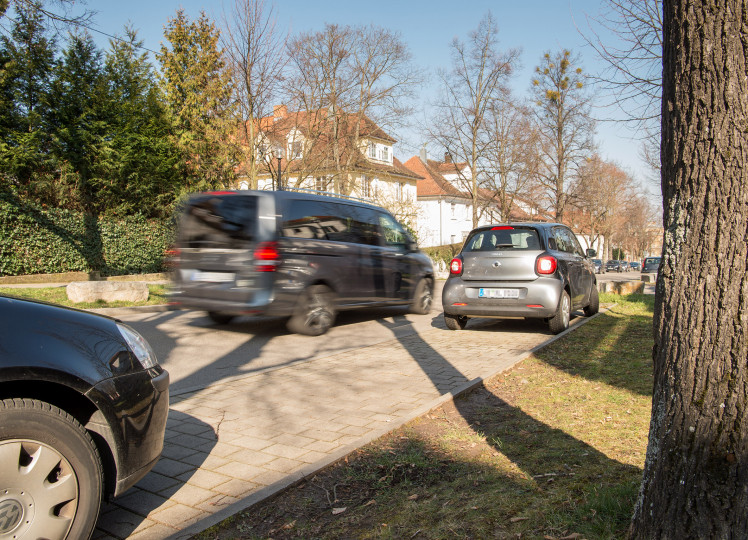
[464,228,541,252]
[178,194,257,248]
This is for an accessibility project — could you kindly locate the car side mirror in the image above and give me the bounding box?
[586,248,597,258]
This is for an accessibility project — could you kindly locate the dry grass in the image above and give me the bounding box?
[199,293,656,540]
[0,284,170,308]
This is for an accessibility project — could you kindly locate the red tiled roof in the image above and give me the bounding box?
[402,156,469,198]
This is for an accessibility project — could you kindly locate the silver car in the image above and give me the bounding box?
[442,223,599,334]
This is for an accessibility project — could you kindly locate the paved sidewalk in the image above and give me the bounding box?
[93,315,587,540]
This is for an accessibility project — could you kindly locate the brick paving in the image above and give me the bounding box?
[93,316,581,540]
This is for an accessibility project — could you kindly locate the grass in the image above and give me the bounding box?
[0,284,170,309]
[196,292,656,540]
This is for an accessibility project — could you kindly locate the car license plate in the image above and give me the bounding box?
[193,271,235,283]
[479,288,519,299]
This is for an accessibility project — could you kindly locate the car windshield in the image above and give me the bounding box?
[463,228,541,252]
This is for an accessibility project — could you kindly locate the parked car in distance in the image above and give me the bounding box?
[442,222,599,334]
[606,259,622,272]
[0,295,169,540]
[629,261,641,271]
[619,261,630,272]
[592,259,603,274]
[642,256,662,274]
[169,189,435,336]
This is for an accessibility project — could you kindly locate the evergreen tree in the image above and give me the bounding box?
[0,1,55,187]
[46,31,107,213]
[101,27,181,217]
[157,9,238,192]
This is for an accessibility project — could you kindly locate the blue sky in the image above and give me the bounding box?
[88,0,656,193]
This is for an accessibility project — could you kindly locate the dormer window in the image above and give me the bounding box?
[289,141,303,159]
[379,146,389,162]
[368,142,376,159]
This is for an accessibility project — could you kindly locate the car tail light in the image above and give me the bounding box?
[536,255,557,275]
[491,226,514,230]
[254,242,279,272]
[449,258,463,275]
[164,247,180,268]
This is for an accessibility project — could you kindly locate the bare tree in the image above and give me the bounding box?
[630,0,748,537]
[482,98,540,222]
[220,0,286,190]
[429,11,520,228]
[0,0,94,35]
[284,23,420,194]
[531,49,595,223]
[581,0,662,173]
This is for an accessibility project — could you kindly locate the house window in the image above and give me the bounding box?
[289,141,302,159]
[451,203,456,219]
[362,176,374,198]
[315,176,331,193]
[397,182,404,201]
[258,144,267,160]
[379,146,390,162]
[368,142,376,158]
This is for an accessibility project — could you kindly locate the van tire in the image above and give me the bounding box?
[287,285,336,336]
[409,277,434,314]
[208,312,235,325]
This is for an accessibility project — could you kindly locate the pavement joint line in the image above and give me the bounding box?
[164,311,606,540]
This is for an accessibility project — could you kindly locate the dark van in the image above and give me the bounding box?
[169,189,435,335]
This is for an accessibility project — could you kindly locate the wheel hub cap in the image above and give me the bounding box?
[0,488,34,537]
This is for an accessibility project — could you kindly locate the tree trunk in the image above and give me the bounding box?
[629,1,748,537]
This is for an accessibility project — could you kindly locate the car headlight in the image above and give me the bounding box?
[117,323,159,370]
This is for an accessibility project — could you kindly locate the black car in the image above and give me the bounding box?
[642,256,662,273]
[606,259,622,272]
[592,259,603,274]
[169,189,435,335]
[0,296,169,540]
[442,222,599,334]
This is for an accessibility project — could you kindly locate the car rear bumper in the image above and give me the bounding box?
[442,276,563,319]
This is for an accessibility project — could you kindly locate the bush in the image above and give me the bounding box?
[0,192,174,277]
[422,243,463,269]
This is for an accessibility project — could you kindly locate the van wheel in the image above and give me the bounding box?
[444,313,468,330]
[0,398,103,540]
[287,285,336,336]
[548,290,571,334]
[584,286,599,316]
[208,312,235,325]
[409,277,433,314]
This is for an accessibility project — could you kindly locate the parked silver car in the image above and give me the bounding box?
[442,223,599,334]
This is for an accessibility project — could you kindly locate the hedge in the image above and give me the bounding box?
[0,195,174,277]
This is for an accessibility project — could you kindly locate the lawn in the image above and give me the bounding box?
[196,293,655,540]
[0,284,170,309]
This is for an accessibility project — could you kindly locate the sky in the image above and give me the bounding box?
[86,0,658,197]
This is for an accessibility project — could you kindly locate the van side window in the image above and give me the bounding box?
[282,200,381,245]
[378,213,408,249]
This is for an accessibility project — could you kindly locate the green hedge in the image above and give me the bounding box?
[0,194,174,277]
[422,243,463,268]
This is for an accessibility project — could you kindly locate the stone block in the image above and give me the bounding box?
[598,280,645,295]
[66,281,149,303]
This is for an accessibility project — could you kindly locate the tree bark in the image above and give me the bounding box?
[630,1,748,537]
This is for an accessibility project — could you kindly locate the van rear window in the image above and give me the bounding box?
[178,195,257,248]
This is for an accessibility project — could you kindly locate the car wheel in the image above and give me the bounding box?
[444,313,468,330]
[584,285,600,316]
[0,398,103,540]
[208,312,235,325]
[548,290,571,334]
[409,277,434,315]
[287,285,336,336]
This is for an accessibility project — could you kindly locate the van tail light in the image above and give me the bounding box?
[449,257,463,275]
[536,255,557,275]
[254,242,279,272]
[164,247,180,267]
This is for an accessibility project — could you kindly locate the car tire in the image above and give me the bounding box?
[287,285,336,336]
[584,285,600,316]
[0,398,103,540]
[208,312,235,325]
[548,290,571,334]
[409,277,434,315]
[444,313,468,330]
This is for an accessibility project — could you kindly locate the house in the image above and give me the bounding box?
[237,105,422,227]
[403,151,492,247]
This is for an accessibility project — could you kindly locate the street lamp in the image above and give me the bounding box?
[277,154,283,191]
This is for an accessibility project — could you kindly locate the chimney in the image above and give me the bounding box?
[420,147,427,162]
[273,104,288,120]
[444,152,451,163]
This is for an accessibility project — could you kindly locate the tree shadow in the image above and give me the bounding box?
[93,412,218,539]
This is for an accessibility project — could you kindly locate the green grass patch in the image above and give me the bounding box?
[196,293,654,540]
[0,284,169,308]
